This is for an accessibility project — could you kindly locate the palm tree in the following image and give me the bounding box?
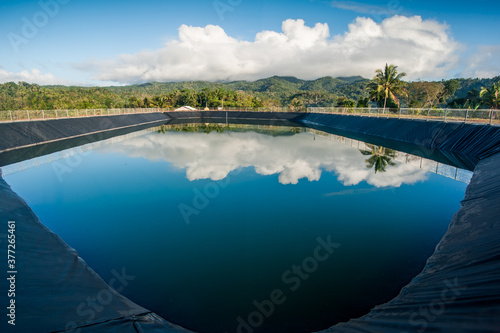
[151,95,168,108]
[290,98,304,111]
[479,81,500,109]
[214,88,226,108]
[360,144,397,173]
[368,64,407,111]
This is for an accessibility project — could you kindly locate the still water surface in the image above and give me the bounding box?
[4,125,468,333]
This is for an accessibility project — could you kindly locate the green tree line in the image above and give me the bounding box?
[366,64,499,110]
[0,73,499,111]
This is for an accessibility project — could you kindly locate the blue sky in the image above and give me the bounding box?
[1,0,499,85]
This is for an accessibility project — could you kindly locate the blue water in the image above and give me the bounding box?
[4,126,468,333]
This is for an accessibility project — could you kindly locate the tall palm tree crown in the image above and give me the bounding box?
[368,64,407,110]
[479,81,500,109]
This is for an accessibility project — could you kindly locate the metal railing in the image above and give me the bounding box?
[307,128,474,183]
[1,106,498,126]
[0,127,158,177]
[306,107,500,126]
[1,124,473,184]
[0,107,298,122]
[0,108,172,122]
[211,107,293,112]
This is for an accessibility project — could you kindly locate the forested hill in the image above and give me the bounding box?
[103,75,369,102]
[0,75,498,111]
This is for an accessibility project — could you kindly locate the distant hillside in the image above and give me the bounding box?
[107,75,373,106]
[104,81,220,95]
[300,77,351,93]
[0,75,498,111]
[448,77,500,102]
[336,76,366,84]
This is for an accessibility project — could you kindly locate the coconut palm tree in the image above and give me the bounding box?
[360,144,397,173]
[290,98,304,111]
[214,88,227,108]
[368,64,407,111]
[479,81,500,109]
[151,95,169,108]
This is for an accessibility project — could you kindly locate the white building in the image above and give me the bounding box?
[174,106,198,111]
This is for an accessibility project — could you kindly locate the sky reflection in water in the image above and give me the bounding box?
[4,126,468,333]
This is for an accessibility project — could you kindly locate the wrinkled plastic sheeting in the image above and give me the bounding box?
[59,313,192,333]
[0,178,190,333]
[0,120,172,167]
[302,122,478,171]
[300,114,500,167]
[318,153,500,333]
[0,113,170,152]
[164,111,305,123]
[1,112,499,333]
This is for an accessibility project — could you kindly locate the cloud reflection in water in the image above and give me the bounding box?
[103,130,428,187]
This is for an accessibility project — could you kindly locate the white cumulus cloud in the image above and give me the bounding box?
[78,16,461,84]
[461,45,500,78]
[102,130,428,188]
[0,68,68,85]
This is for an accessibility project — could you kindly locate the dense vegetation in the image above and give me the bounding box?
[367,64,407,110]
[0,74,499,111]
[157,123,303,136]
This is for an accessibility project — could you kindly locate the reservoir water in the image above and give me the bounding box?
[3,124,469,333]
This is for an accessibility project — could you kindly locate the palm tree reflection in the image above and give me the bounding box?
[360,144,397,173]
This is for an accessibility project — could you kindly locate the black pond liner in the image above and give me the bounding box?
[0,113,170,154]
[0,112,499,332]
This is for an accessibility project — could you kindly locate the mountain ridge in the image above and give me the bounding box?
[1,75,498,111]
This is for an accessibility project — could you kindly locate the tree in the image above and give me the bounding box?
[252,96,264,108]
[151,95,169,108]
[443,79,460,98]
[290,98,304,111]
[479,81,500,109]
[127,96,142,108]
[214,88,226,108]
[179,89,197,107]
[408,79,460,108]
[448,88,481,109]
[408,81,444,108]
[367,64,407,111]
[357,97,369,108]
[336,97,355,107]
[360,144,397,173]
[200,87,210,108]
[104,97,114,108]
